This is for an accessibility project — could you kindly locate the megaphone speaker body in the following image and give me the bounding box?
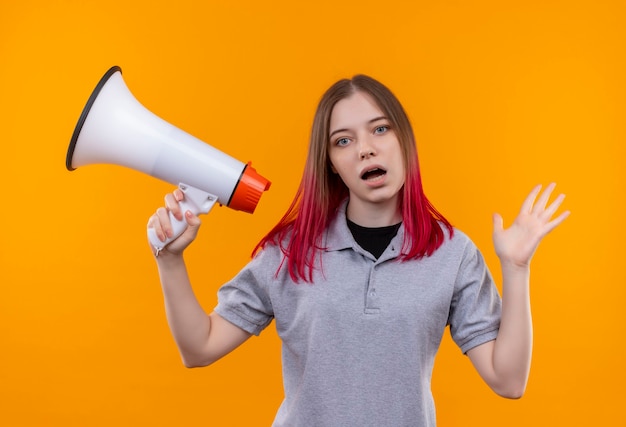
[67,66,271,250]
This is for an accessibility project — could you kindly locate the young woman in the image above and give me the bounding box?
[147,75,569,426]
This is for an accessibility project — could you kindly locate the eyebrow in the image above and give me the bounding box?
[329,116,388,139]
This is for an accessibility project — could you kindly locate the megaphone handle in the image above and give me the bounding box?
[147,183,218,252]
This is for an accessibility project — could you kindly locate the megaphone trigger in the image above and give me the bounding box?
[147,183,218,251]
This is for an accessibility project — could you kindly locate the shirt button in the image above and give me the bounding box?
[370,290,377,297]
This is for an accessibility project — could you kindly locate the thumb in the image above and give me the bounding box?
[183,210,202,238]
[492,213,504,233]
[184,210,202,227]
[176,210,201,240]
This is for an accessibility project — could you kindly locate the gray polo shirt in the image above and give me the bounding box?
[215,201,501,427]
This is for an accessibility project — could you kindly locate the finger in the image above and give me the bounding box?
[532,182,557,214]
[542,210,571,236]
[520,184,542,214]
[173,188,184,202]
[165,192,183,221]
[542,192,566,220]
[155,206,174,238]
[147,214,167,242]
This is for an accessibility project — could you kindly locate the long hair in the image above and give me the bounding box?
[254,75,453,282]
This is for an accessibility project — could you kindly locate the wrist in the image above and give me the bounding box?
[500,260,531,279]
[154,249,186,267]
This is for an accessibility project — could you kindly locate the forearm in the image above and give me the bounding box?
[492,263,533,395]
[479,182,568,397]
[155,253,212,364]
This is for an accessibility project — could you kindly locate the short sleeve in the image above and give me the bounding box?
[214,249,275,336]
[448,241,502,354]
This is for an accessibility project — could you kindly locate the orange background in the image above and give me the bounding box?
[1,1,624,425]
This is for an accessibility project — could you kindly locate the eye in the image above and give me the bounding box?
[335,137,350,147]
[374,125,389,134]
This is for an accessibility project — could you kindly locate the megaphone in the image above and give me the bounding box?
[66,66,271,251]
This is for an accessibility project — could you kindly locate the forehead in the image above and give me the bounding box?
[329,91,385,131]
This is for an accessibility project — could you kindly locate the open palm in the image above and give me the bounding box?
[493,183,570,268]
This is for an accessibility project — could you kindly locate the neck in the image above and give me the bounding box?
[346,198,402,227]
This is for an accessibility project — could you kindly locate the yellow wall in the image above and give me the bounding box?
[1,0,624,425]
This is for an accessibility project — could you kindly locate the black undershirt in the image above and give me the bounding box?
[347,219,402,259]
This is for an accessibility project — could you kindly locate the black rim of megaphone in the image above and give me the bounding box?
[66,66,122,171]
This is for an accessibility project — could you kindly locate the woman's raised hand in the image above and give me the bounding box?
[492,183,570,269]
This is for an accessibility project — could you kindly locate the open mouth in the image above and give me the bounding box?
[361,167,387,181]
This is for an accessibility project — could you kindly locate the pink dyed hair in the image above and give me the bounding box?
[254,75,453,282]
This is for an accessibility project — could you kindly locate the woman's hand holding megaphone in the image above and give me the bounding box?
[147,188,203,257]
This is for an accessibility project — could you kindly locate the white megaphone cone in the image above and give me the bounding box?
[67,66,271,251]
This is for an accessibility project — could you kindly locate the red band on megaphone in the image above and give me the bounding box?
[229,162,271,214]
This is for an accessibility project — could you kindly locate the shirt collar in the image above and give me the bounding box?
[323,199,405,262]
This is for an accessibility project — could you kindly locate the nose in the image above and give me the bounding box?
[358,137,376,159]
[360,149,374,159]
